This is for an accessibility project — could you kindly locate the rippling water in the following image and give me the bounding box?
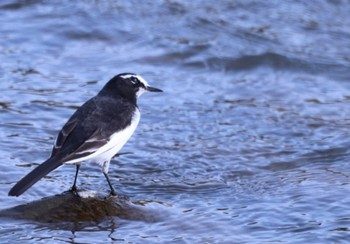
[1,0,350,243]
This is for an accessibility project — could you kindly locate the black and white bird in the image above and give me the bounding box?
[8,73,162,197]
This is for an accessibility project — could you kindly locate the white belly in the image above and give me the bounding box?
[64,109,140,172]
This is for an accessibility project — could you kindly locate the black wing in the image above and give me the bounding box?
[51,118,78,158]
[49,95,135,163]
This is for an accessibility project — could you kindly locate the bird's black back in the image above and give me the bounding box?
[51,94,137,161]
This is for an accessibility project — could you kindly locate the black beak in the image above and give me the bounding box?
[146,86,163,92]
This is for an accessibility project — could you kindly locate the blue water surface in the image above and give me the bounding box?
[1,0,350,243]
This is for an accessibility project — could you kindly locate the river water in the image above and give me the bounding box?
[1,0,350,243]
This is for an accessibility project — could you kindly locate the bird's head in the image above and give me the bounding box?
[101,73,162,103]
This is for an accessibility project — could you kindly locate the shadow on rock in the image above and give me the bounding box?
[0,191,166,224]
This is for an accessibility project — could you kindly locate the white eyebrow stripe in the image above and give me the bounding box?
[120,74,149,87]
[136,75,149,87]
[120,74,136,79]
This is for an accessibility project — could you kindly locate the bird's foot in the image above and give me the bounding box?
[70,185,77,192]
[69,185,79,195]
[110,189,117,196]
[104,190,117,199]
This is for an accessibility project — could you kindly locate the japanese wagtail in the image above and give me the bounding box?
[8,73,162,197]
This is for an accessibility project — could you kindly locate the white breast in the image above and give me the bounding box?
[95,109,141,162]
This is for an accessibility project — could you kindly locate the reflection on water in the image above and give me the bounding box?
[1,0,350,243]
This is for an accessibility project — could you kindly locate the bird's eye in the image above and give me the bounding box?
[130,77,140,86]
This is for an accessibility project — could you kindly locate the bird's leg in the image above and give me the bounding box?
[103,172,117,196]
[70,164,80,192]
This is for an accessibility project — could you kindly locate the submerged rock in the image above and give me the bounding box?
[1,191,163,223]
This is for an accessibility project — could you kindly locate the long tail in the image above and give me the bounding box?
[8,157,63,197]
